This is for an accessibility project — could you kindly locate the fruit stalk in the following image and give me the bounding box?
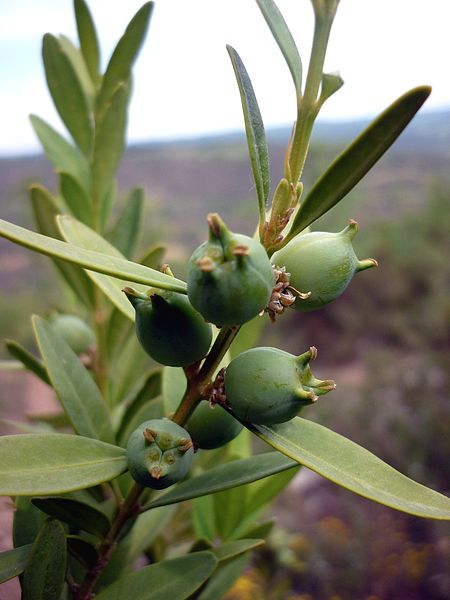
[171,325,240,426]
[75,482,144,600]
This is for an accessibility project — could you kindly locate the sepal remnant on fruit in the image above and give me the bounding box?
[225,346,335,425]
[127,419,194,489]
[187,213,275,326]
[271,220,377,311]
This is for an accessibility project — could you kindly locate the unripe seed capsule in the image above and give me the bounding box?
[124,286,212,367]
[225,346,335,425]
[271,220,377,311]
[49,313,95,355]
[187,213,275,326]
[126,419,194,489]
[185,401,243,449]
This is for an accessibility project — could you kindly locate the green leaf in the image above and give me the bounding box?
[42,34,93,156]
[0,434,127,496]
[108,332,151,407]
[5,339,50,385]
[162,366,186,414]
[59,171,93,226]
[13,497,46,548]
[66,535,99,569]
[211,539,264,562]
[58,34,95,108]
[319,71,344,105]
[139,243,166,270]
[241,519,275,540]
[214,483,248,541]
[117,368,161,433]
[196,553,248,600]
[33,315,115,443]
[92,83,129,212]
[30,184,95,308]
[255,0,302,96]
[227,45,269,227]
[22,519,66,600]
[193,496,216,542]
[74,0,100,83]
[31,497,111,538]
[0,217,187,293]
[147,452,297,509]
[117,397,164,446]
[0,545,31,583]
[285,85,432,242]
[0,419,54,434]
[249,417,450,520]
[57,215,147,320]
[246,465,298,513]
[29,115,90,188]
[97,504,176,587]
[100,180,117,232]
[95,552,217,600]
[96,2,153,119]
[105,309,133,365]
[106,188,144,259]
[229,316,265,359]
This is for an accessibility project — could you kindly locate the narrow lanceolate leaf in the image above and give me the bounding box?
[32,315,114,443]
[5,339,50,385]
[74,0,100,83]
[255,0,302,96]
[42,34,93,156]
[196,553,248,600]
[95,552,217,600]
[58,34,95,108]
[139,243,166,270]
[147,452,297,508]
[210,539,264,562]
[0,434,127,495]
[285,85,432,242]
[117,370,162,443]
[106,188,145,259]
[30,184,95,308]
[0,545,31,583]
[29,115,90,188]
[57,215,148,319]
[97,504,177,588]
[92,83,128,211]
[0,218,187,293]
[31,497,111,538]
[59,171,93,226]
[249,417,450,520]
[22,519,66,600]
[13,497,46,548]
[227,45,269,228]
[96,2,153,119]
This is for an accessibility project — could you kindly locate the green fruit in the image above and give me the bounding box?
[49,313,95,354]
[271,220,377,311]
[187,213,275,326]
[186,401,243,449]
[225,346,335,425]
[124,287,212,367]
[126,419,194,489]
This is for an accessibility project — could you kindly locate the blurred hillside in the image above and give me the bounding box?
[1,108,449,599]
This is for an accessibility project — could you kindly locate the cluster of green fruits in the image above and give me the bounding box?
[124,214,376,489]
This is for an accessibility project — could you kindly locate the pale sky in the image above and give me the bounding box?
[0,0,449,155]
